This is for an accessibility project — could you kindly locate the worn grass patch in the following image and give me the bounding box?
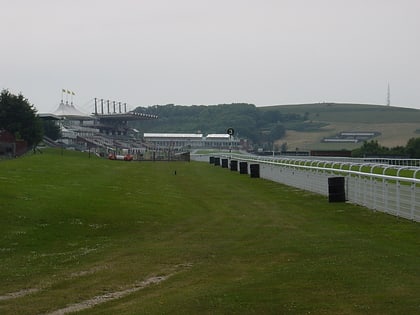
[0,149,419,314]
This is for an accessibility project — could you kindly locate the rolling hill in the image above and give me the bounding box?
[133,103,420,151]
[259,103,420,150]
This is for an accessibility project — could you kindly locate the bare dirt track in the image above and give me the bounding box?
[0,263,192,314]
[45,275,170,315]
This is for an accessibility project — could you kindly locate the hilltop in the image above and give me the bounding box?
[132,103,420,151]
[259,102,420,150]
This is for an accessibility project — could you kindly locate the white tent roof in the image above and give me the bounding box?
[53,102,90,118]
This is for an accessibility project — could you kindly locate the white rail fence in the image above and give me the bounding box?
[192,154,420,222]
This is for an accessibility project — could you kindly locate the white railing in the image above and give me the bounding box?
[192,153,420,222]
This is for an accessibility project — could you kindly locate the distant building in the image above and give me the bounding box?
[41,100,157,150]
[0,130,28,157]
[143,133,241,149]
[322,131,380,143]
[205,134,237,149]
[143,133,204,149]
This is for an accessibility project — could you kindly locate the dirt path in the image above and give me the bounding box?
[0,288,41,301]
[45,275,170,315]
[1,263,191,314]
[0,265,110,302]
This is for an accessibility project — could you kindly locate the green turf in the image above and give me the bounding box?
[260,103,420,123]
[0,149,419,314]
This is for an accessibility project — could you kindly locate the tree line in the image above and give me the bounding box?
[132,103,306,145]
[0,90,60,150]
[351,139,420,158]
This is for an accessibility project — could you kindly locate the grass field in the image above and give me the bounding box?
[0,149,419,314]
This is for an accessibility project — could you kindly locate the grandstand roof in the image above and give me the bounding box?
[53,102,91,119]
[38,113,62,120]
[94,111,158,121]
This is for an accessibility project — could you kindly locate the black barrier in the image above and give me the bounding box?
[221,159,229,168]
[230,160,238,171]
[209,156,215,164]
[328,177,346,202]
[239,162,248,174]
[214,157,220,166]
[250,164,260,178]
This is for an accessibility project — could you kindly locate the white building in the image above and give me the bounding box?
[143,133,204,149]
[143,133,240,149]
[205,134,236,149]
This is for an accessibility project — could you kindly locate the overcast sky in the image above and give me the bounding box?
[1,0,419,113]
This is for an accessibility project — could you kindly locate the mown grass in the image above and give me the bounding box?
[0,149,419,314]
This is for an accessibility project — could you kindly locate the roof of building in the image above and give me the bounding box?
[38,113,62,120]
[144,133,203,139]
[53,102,91,119]
[94,111,158,121]
[206,134,230,139]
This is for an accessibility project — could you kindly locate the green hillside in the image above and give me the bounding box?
[132,103,420,150]
[260,102,420,123]
[261,103,420,150]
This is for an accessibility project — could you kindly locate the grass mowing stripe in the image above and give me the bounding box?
[0,149,419,314]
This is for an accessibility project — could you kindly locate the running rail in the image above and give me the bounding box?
[192,153,420,222]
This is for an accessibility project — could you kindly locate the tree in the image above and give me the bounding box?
[352,139,407,158]
[42,120,61,140]
[269,124,286,141]
[405,137,420,158]
[0,90,43,147]
[351,140,383,157]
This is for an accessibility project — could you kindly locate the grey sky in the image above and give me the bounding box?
[1,0,419,113]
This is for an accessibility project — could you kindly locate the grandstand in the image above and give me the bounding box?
[40,100,157,157]
[41,99,248,159]
[143,133,241,150]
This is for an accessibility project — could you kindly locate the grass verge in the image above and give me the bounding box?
[0,149,419,314]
